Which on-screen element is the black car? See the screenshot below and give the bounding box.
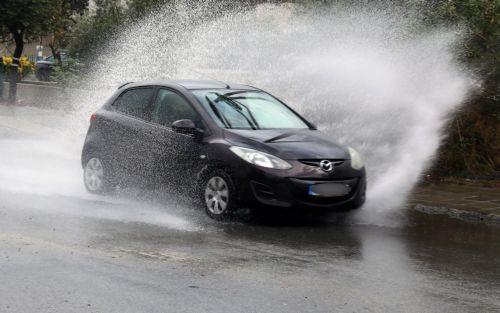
[35,53,66,81]
[82,80,366,219]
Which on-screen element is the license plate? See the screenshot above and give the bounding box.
[308,183,351,197]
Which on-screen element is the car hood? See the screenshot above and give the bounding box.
[223,129,349,160]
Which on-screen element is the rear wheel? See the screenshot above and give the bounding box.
[83,157,112,194]
[202,170,237,220]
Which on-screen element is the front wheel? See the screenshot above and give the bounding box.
[202,170,237,220]
[83,157,111,194]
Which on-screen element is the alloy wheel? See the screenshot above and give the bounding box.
[204,176,229,215]
[84,157,104,192]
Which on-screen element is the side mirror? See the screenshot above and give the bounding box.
[172,119,203,136]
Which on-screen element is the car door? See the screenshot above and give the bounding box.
[146,88,205,187]
[108,87,155,181]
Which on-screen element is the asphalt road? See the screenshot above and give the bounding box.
[1,189,499,313]
[1,107,499,313]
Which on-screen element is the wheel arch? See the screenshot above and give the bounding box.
[81,144,100,168]
[196,160,231,184]
[196,160,244,206]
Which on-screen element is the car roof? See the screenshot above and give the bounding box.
[119,79,259,91]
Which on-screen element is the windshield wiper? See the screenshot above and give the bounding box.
[221,90,252,97]
[213,93,260,130]
[205,96,232,129]
[229,96,272,103]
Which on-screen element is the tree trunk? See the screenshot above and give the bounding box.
[8,26,23,104]
[9,27,24,62]
[49,43,62,66]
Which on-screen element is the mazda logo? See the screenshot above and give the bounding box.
[319,160,334,172]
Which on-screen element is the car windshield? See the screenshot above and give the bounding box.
[192,89,310,130]
[44,54,67,62]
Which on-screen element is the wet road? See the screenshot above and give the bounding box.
[1,107,499,312]
[1,192,500,313]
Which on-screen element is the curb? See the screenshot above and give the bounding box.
[414,204,500,226]
[18,80,59,87]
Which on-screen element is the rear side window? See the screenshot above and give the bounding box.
[151,89,198,127]
[114,88,154,120]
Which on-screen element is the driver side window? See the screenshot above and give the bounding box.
[151,89,198,127]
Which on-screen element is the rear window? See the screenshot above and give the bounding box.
[113,88,154,120]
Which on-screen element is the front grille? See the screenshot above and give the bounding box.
[299,159,345,167]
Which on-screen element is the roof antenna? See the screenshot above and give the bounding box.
[186,68,231,89]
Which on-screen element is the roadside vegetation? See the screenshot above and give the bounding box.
[428,1,499,179]
[0,0,498,179]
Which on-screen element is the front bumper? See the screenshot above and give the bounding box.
[233,160,366,211]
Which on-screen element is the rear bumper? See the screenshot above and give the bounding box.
[236,166,366,211]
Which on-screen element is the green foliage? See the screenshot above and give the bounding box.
[127,0,174,20]
[67,0,127,61]
[429,0,499,177]
[0,0,57,58]
[0,0,88,59]
[432,0,498,82]
[50,56,85,87]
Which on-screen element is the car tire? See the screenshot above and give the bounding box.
[83,156,114,194]
[36,69,50,81]
[201,169,237,220]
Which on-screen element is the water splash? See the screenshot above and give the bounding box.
[78,2,474,221]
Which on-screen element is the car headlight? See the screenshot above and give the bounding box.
[348,147,364,170]
[229,146,292,170]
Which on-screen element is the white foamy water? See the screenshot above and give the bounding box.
[75,2,474,222]
[0,106,198,231]
[0,3,475,227]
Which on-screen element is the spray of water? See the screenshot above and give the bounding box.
[0,3,473,227]
[73,2,474,223]
[0,106,198,231]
